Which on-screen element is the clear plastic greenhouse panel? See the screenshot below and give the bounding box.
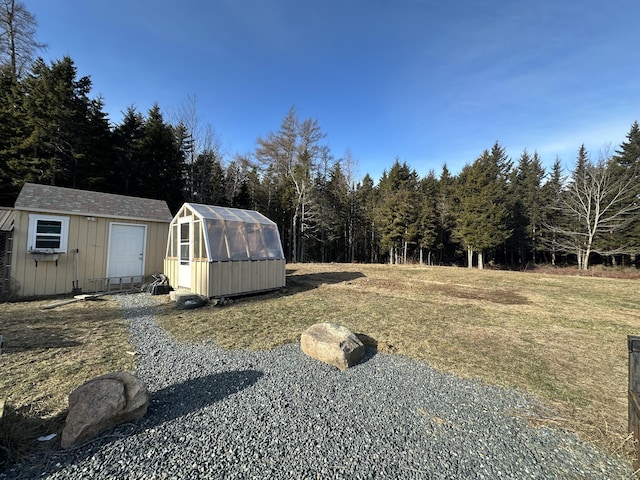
[205,219,284,261]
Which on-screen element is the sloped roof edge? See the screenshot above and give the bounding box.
[14,183,172,222]
[183,202,276,225]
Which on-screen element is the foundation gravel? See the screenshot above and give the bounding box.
[2,293,633,479]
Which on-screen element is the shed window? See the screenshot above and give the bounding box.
[28,214,69,253]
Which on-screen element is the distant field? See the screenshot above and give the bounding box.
[157,263,640,457]
[1,262,638,462]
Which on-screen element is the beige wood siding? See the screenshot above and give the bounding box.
[163,257,179,292]
[12,210,169,297]
[163,258,286,298]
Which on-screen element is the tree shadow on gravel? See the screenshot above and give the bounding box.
[143,369,264,427]
[1,370,263,479]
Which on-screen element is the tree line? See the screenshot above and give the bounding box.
[1,1,639,269]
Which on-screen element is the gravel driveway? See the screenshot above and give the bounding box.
[3,293,634,479]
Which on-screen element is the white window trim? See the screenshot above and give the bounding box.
[27,214,70,253]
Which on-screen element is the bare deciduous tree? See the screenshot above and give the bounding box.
[0,0,45,77]
[545,148,640,269]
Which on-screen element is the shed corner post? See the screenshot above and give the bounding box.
[628,335,640,469]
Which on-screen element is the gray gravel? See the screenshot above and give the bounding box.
[3,293,634,479]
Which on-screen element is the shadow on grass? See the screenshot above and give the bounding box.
[1,370,263,477]
[355,333,398,355]
[2,328,82,352]
[285,271,365,295]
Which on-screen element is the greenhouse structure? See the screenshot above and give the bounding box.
[164,203,286,298]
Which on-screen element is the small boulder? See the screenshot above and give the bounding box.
[61,372,150,449]
[300,322,365,370]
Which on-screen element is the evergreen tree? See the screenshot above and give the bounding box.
[354,174,378,263]
[136,104,186,211]
[417,171,439,265]
[189,148,225,205]
[111,106,144,195]
[540,158,564,265]
[375,159,419,264]
[453,143,512,269]
[509,150,546,266]
[8,56,97,189]
[0,63,22,205]
[612,121,640,262]
[614,121,640,171]
[434,164,456,265]
[75,96,114,190]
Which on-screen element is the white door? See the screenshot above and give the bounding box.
[107,224,146,279]
[178,217,191,288]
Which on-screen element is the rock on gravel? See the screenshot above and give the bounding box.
[2,293,633,479]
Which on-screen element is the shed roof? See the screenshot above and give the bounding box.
[0,208,14,232]
[14,183,172,222]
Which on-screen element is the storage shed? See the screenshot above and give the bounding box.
[164,203,286,298]
[9,183,172,297]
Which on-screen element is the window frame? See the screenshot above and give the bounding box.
[27,214,70,253]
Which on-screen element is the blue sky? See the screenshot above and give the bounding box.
[23,0,640,183]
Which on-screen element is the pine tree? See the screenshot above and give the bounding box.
[453,143,512,269]
[136,104,186,211]
[509,150,546,266]
[417,171,438,265]
[0,63,22,205]
[614,121,640,171]
[540,158,564,265]
[111,106,144,195]
[375,159,419,264]
[354,174,378,263]
[8,56,96,189]
[434,164,456,265]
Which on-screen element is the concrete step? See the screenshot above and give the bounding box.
[169,290,208,309]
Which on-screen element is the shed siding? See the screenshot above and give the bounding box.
[163,258,286,298]
[12,210,168,297]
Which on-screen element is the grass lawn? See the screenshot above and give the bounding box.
[1,262,638,463]
[0,297,135,462]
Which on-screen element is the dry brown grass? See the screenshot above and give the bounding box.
[156,263,640,457]
[0,297,134,463]
[2,264,638,463]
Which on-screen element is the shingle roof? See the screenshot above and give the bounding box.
[14,183,172,222]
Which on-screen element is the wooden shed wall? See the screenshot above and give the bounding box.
[163,258,286,297]
[11,210,168,297]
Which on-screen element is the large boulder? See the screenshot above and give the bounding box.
[61,372,150,449]
[300,322,365,371]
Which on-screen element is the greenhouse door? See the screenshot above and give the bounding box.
[178,217,191,289]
